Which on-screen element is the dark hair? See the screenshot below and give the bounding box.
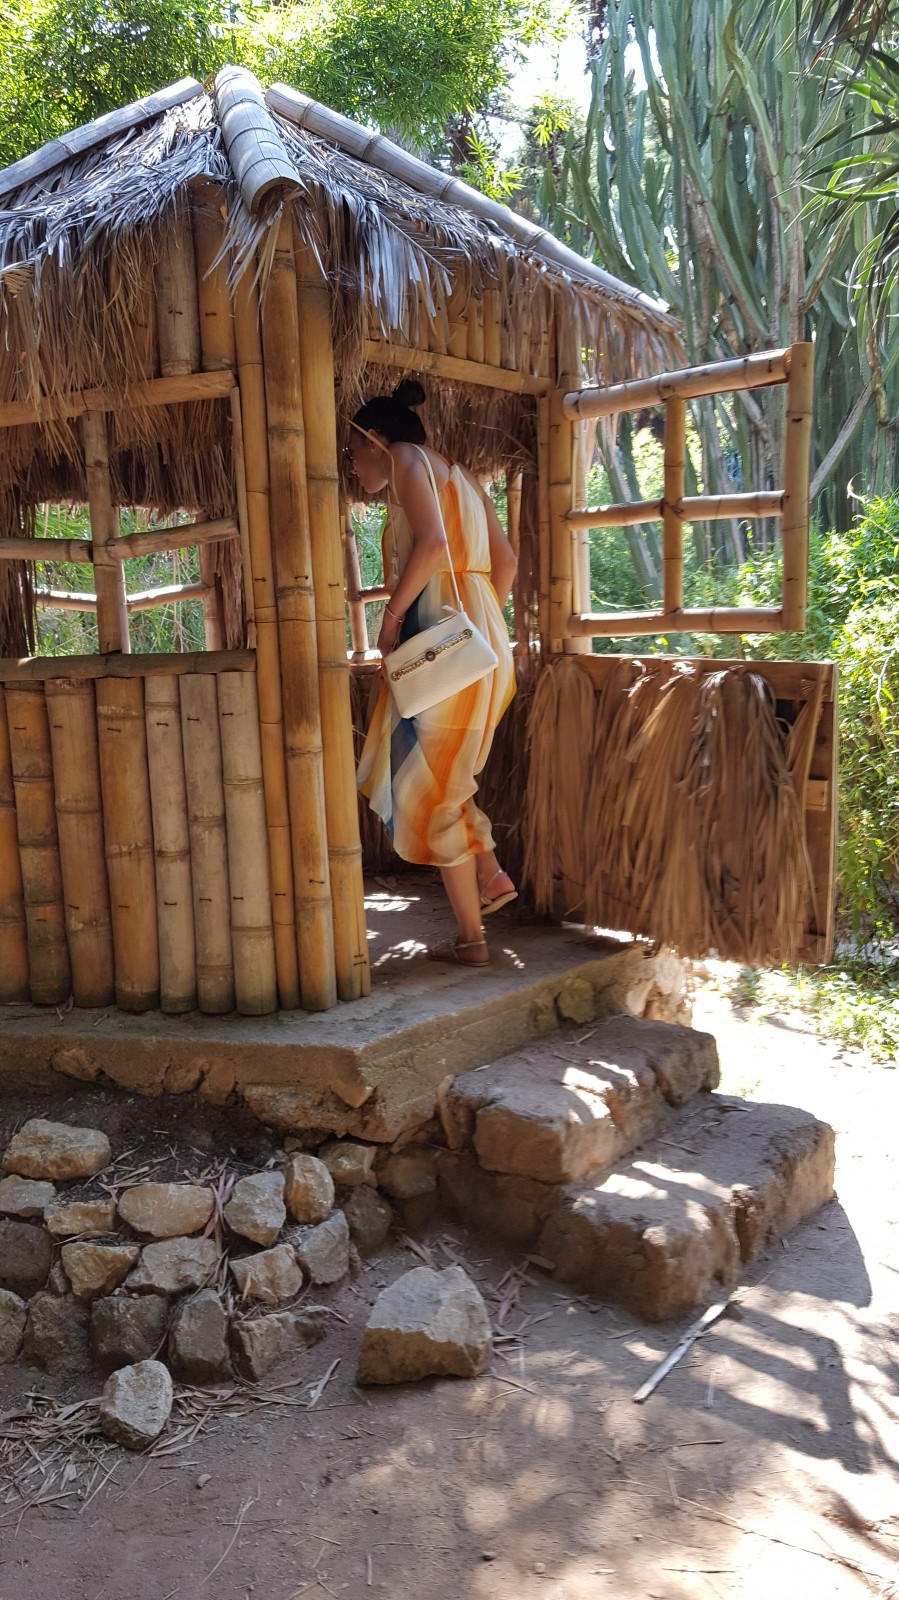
[351,379,427,444]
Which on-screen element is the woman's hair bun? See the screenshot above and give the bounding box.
[392,378,426,409]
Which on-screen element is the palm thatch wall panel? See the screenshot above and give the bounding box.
[5,682,71,1004]
[45,677,115,1007]
[96,677,160,1011]
[523,655,836,966]
[0,685,29,1001]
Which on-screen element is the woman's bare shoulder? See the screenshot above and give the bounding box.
[390,441,449,488]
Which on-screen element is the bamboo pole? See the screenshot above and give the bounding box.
[344,511,370,658]
[0,686,29,1002]
[483,287,502,369]
[198,544,225,649]
[564,349,792,420]
[191,184,237,374]
[447,276,469,359]
[294,236,369,1002]
[218,671,278,1014]
[81,411,129,653]
[781,341,814,632]
[361,338,545,395]
[0,537,93,563]
[567,605,785,637]
[111,517,238,561]
[0,650,255,683]
[262,217,336,1012]
[568,420,591,656]
[662,396,686,614]
[566,491,785,529]
[548,342,576,651]
[233,275,300,1009]
[0,370,236,430]
[36,582,213,614]
[505,468,528,654]
[45,679,115,1007]
[96,677,159,1011]
[155,215,201,377]
[145,677,197,1014]
[5,684,71,1005]
[230,385,257,649]
[180,674,234,1013]
[35,590,98,612]
[536,395,552,646]
[467,295,485,365]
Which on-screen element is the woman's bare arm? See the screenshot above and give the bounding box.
[478,483,518,604]
[375,444,447,654]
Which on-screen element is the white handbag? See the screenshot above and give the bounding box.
[384,449,498,719]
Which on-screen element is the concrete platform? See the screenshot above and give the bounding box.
[0,879,679,1144]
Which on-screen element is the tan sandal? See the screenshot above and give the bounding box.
[426,935,490,967]
[479,867,518,917]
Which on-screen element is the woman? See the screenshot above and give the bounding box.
[351,380,518,967]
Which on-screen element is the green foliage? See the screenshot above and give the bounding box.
[723,957,899,1065]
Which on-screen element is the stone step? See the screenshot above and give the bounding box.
[442,1016,720,1185]
[438,1094,835,1321]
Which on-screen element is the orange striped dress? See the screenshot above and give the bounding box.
[357,460,515,867]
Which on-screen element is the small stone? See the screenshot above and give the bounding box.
[482,1552,497,1563]
[283,1153,335,1224]
[342,1187,393,1257]
[168,1289,231,1384]
[126,1236,219,1295]
[196,1473,212,1489]
[291,1211,350,1285]
[230,1243,303,1305]
[377,1149,437,1200]
[47,1257,69,1295]
[357,1266,492,1385]
[534,1563,547,1576]
[99,1360,173,1450]
[61,1241,140,1301]
[0,1218,53,1298]
[0,1288,27,1362]
[91,1294,169,1376]
[230,1308,324,1381]
[24,1292,92,1374]
[0,1175,56,1218]
[556,976,595,1025]
[223,1172,286,1246]
[2,1119,111,1181]
[117,1183,214,1240]
[45,1198,118,1238]
[319,1140,376,1188]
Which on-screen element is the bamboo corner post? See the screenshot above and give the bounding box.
[144,676,197,1014]
[344,511,370,658]
[45,678,115,1007]
[81,410,129,653]
[662,396,686,614]
[294,235,370,1003]
[548,375,577,653]
[180,673,235,1014]
[261,215,336,1013]
[0,685,30,1002]
[96,676,160,1011]
[218,671,278,1014]
[5,683,72,1006]
[781,341,813,632]
[536,396,552,645]
[233,281,300,1008]
[567,420,592,657]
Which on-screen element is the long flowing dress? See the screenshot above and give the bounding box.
[356,455,515,868]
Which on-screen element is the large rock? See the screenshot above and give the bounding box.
[61,1241,140,1301]
[319,1141,376,1188]
[45,1198,118,1238]
[24,1292,92,1374]
[168,1290,231,1384]
[100,1360,173,1450]
[117,1183,214,1240]
[0,1175,56,1218]
[377,1148,437,1200]
[2,1119,111,1181]
[283,1153,335,1224]
[223,1172,286,1246]
[0,1288,27,1362]
[91,1294,169,1376]
[231,1308,325,1382]
[342,1187,393,1257]
[291,1211,350,1285]
[126,1236,219,1295]
[230,1244,302,1306]
[0,1218,53,1298]
[357,1266,493,1385]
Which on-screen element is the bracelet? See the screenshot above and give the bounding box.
[385,603,403,621]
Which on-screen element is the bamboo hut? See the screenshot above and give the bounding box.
[0,69,836,1018]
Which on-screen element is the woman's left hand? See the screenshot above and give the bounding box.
[377,608,402,659]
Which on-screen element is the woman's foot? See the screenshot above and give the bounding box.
[478,865,517,916]
[426,935,490,967]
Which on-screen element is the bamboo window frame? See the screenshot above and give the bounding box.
[561,342,813,639]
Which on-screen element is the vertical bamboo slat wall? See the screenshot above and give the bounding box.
[0,685,31,1002]
[5,684,71,1005]
[45,678,115,1007]
[234,279,301,1009]
[96,677,160,1011]
[261,215,336,1012]
[180,673,235,1014]
[294,237,370,1003]
[145,676,197,1014]
[218,671,278,1014]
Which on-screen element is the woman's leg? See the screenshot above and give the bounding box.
[475,848,515,899]
[439,857,488,959]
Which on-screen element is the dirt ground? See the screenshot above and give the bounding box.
[1,972,898,1600]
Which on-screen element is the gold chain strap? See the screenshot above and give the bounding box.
[389,626,474,682]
